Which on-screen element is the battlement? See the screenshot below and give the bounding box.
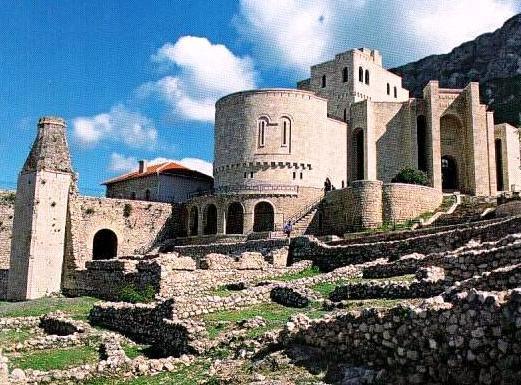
[38,116,66,127]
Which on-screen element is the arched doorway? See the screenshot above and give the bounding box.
[189,206,198,236]
[92,229,118,260]
[441,156,458,191]
[417,115,428,172]
[495,139,504,191]
[253,202,274,232]
[226,202,244,234]
[204,204,218,235]
[352,129,364,180]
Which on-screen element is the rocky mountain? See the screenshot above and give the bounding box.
[391,13,521,126]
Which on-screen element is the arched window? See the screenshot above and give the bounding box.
[253,202,275,232]
[387,83,390,95]
[145,189,151,201]
[92,229,118,260]
[417,115,428,173]
[365,69,370,85]
[281,117,291,147]
[226,202,244,234]
[394,86,397,98]
[321,75,326,88]
[358,66,364,82]
[258,118,267,147]
[342,67,348,83]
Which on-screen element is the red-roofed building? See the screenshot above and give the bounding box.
[102,160,213,203]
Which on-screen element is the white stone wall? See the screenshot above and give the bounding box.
[214,89,348,190]
[8,171,72,300]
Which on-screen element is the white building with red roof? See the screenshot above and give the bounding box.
[102,160,213,203]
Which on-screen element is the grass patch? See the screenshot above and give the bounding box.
[118,284,156,304]
[312,274,416,297]
[202,301,327,339]
[207,285,236,297]
[268,265,321,282]
[0,296,99,320]
[7,344,99,371]
[122,343,150,359]
[0,328,33,345]
[346,298,414,311]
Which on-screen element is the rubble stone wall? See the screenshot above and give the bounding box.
[0,192,14,270]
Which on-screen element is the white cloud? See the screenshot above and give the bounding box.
[234,0,519,72]
[108,153,214,177]
[405,0,518,54]
[109,153,138,172]
[73,104,158,149]
[140,36,257,122]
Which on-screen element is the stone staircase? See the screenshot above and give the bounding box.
[431,196,496,227]
[292,208,319,235]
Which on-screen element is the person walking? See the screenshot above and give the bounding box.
[283,220,293,238]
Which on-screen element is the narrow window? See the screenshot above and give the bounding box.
[145,189,151,201]
[321,75,326,88]
[300,172,303,179]
[282,120,288,146]
[342,67,348,83]
[293,172,296,179]
[250,171,254,178]
[387,83,390,95]
[343,108,347,122]
[244,172,247,178]
[394,86,397,98]
[358,66,363,82]
[258,119,266,147]
[365,69,370,85]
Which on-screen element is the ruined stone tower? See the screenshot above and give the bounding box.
[7,117,74,300]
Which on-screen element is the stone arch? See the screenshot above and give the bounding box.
[417,115,428,172]
[226,202,244,234]
[440,114,466,192]
[495,138,504,191]
[441,155,458,191]
[189,206,199,236]
[253,201,275,232]
[203,204,218,235]
[352,128,365,180]
[92,229,118,260]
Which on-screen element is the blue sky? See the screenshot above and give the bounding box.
[1,0,519,195]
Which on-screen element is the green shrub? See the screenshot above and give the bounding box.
[123,203,133,218]
[391,168,429,186]
[0,192,15,205]
[118,284,156,303]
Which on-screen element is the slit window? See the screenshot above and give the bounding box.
[281,118,290,147]
[342,67,348,83]
[365,69,370,85]
[258,119,266,147]
[321,75,326,88]
[358,66,363,82]
[387,83,390,95]
[394,86,397,98]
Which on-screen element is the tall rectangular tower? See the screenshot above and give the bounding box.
[7,117,74,300]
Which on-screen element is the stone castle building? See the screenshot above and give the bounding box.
[2,47,520,300]
[185,48,521,237]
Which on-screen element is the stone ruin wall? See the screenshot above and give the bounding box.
[62,196,174,292]
[294,216,521,271]
[319,181,442,235]
[282,289,521,384]
[0,191,14,296]
[0,191,14,269]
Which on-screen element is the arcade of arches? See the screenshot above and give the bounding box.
[185,199,283,236]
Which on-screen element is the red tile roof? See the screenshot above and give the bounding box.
[102,161,213,185]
